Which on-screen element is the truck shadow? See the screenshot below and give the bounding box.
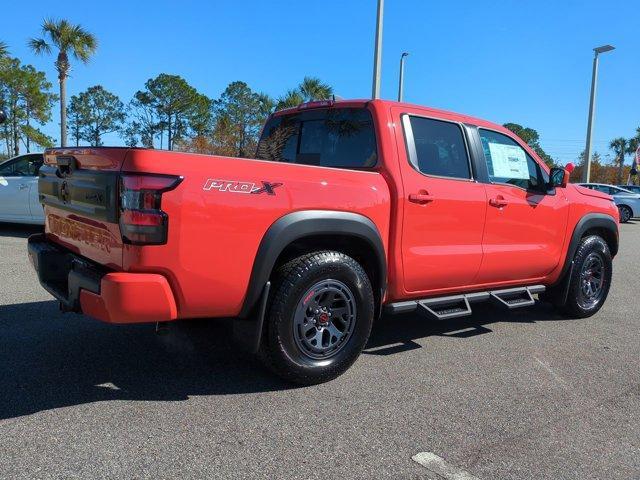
[0,299,572,420]
[364,301,569,355]
[0,300,285,420]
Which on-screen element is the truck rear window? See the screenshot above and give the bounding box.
[256,108,378,169]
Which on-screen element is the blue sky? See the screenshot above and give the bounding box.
[3,0,638,165]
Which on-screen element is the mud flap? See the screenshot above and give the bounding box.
[232,282,271,354]
[541,260,575,307]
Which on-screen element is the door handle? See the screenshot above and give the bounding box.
[408,192,434,204]
[18,184,29,190]
[489,196,508,208]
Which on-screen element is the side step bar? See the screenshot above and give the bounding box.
[384,285,545,321]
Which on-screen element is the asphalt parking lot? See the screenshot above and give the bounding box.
[0,223,638,480]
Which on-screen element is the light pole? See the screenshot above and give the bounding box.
[583,44,615,183]
[398,52,409,102]
[371,0,384,99]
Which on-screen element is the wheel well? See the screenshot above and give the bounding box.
[582,227,618,256]
[272,234,383,314]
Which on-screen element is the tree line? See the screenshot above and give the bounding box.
[0,19,333,160]
[569,130,640,185]
[0,41,57,156]
[1,18,638,186]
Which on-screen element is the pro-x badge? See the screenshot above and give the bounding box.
[203,179,283,195]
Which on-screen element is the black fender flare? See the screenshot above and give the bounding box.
[552,213,618,296]
[238,210,387,319]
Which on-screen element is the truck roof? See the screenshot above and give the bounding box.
[275,98,510,135]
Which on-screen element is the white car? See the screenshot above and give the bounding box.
[0,153,45,225]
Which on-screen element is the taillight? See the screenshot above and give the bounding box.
[119,174,182,245]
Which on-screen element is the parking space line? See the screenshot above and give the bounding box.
[534,356,569,389]
[412,452,480,480]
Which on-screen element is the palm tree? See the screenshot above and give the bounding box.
[627,127,640,154]
[275,78,333,111]
[256,92,275,117]
[610,137,628,184]
[29,19,97,147]
[299,76,333,102]
[0,41,8,58]
[276,89,305,110]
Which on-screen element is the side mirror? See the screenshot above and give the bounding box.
[0,110,6,124]
[549,166,569,188]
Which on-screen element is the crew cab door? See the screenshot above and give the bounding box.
[394,110,487,294]
[0,154,43,222]
[474,128,569,283]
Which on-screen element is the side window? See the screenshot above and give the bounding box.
[256,116,299,164]
[256,108,378,169]
[0,158,27,176]
[26,154,43,176]
[0,160,12,176]
[0,155,42,177]
[405,116,471,179]
[479,129,546,191]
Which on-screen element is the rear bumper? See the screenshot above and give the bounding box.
[28,234,177,324]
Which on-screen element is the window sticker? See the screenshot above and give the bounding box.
[488,143,529,180]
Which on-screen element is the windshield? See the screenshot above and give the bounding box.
[256,107,377,169]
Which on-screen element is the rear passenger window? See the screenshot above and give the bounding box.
[256,108,378,169]
[405,116,471,179]
[479,129,547,192]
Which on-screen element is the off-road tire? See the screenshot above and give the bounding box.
[259,251,374,385]
[555,235,612,318]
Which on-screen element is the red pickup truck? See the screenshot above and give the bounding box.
[28,99,619,384]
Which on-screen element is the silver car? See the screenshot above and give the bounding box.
[578,183,640,223]
[616,184,640,194]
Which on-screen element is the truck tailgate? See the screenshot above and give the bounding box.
[39,148,129,269]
